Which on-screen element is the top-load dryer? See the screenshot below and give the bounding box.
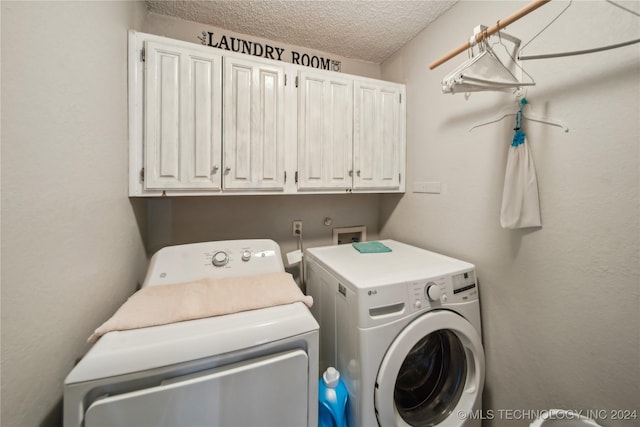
[306,239,484,427]
[64,239,319,427]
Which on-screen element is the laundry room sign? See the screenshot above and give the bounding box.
[198,31,342,72]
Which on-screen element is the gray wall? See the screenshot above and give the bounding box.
[1,4,382,426]
[147,194,382,276]
[380,1,639,425]
[1,1,148,426]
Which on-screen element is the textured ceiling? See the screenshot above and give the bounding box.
[145,0,457,63]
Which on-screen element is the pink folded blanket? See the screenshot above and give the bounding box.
[88,272,313,343]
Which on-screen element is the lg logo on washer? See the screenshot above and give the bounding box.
[338,284,347,297]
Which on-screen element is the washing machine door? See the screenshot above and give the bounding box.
[375,310,484,427]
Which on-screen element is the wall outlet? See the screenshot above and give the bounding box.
[292,220,303,236]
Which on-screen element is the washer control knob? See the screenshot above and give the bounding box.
[441,294,448,303]
[426,283,442,301]
[241,250,251,262]
[414,300,423,309]
[212,251,229,267]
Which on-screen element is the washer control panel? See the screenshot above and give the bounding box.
[408,270,477,312]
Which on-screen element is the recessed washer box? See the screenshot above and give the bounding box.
[333,226,367,245]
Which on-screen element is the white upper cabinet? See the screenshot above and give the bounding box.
[129,31,405,196]
[297,74,405,193]
[353,80,405,190]
[297,70,353,190]
[223,57,285,190]
[144,41,222,190]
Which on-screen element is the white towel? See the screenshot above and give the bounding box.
[500,132,542,229]
[88,272,313,343]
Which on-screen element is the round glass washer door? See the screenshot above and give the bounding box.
[374,310,485,427]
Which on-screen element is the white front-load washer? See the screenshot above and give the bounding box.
[305,239,484,427]
[64,239,319,427]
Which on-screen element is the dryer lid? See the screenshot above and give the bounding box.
[66,302,318,384]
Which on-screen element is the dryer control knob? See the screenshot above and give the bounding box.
[441,294,448,303]
[426,284,442,301]
[212,251,229,267]
[241,250,251,262]
[414,300,423,309]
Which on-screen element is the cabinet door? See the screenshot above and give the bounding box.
[353,81,404,190]
[145,41,222,190]
[297,71,353,190]
[223,57,285,190]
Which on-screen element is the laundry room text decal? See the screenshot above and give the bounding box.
[198,31,342,72]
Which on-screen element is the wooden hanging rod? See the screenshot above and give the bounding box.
[429,0,551,70]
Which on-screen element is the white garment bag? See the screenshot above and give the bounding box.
[500,110,542,229]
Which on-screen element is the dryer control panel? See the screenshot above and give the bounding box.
[142,239,285,287]
[408,269,477,312]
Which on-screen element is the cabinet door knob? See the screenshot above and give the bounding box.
[356,170,361,177]
[348,170,353,177]
[224,167,231,175]
[212,165,219,174]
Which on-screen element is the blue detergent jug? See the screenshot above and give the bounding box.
[318,367,348,427]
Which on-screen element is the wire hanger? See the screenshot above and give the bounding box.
[468,93,569,132]
[518,0,640,61]
[442,27,536,94]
